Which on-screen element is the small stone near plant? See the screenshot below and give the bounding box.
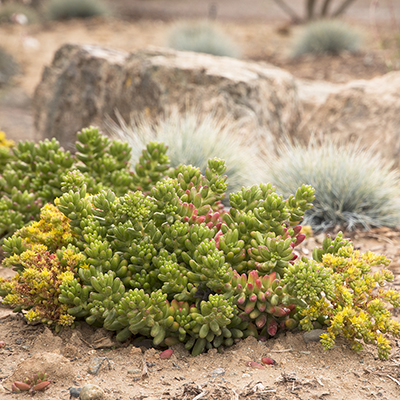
[69,386,81,398]
[79,384,104,400]
[303,329,326,343]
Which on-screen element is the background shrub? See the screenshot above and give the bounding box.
[0,46,18,87]
[107,109,263,196]
[291,19,362,57]
[44,0,110,20]
[166,20,240,58]
[0,3,40,24]
[262,137,400,232]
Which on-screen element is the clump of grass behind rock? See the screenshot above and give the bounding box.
[0,46,18,86]
[263,137,400,232]
[291,19,362,57]
[43,0,110,21]
[107,109,262,196]
[166,20,240,58]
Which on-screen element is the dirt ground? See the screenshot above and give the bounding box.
[2,0,400,399]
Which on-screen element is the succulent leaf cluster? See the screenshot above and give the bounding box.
[11,371,50,393]
[231,269,305,339]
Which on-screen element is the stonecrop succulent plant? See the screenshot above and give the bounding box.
[0,126,147,241]
[0,134,317,354]
[284,233,400,359]
[1,127,399,359]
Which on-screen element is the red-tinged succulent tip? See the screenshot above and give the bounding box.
[267,319,278,336]
[293,225,302,235]
[261,357,276,365]
[294,234,306,246]
[0,341,6,348]
[160,349,173,359]
[13,381,31,391]
[255,314,267,328]
[31,381,50,392]
[246,361,265,369]
[11,383,20,393]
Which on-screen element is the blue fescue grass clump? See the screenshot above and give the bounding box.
[166,20,240,58]
[0,46,18,86]
[292,19,362,57]
[263,137,400,232]
[107,109,263,196]
[44,0,110,20]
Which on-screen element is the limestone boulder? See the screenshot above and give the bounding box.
[299,72,400,166]
[33,44,301,151]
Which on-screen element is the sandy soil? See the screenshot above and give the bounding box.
[2,1,400,399]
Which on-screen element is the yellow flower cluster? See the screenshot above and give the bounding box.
[1,245,82,327]
[17,204,74,252]
[0,131,14,148]
[301,246,399,359]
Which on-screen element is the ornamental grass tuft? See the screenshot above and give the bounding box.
[263,137,400,232]
[291,19,362,57]
[44,0,110,20]
[107,109,263,196]
[0,3,40,24]
[166,20,240,58]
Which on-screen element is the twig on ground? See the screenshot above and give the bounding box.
[387,375,400,386]
[270,348,293,353]
[192,390,208,400]
[141,358,148,380]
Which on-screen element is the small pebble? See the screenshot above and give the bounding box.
[303,329,326,343]
[79,384,104,400]
[211,368,225,376]
[88,357,108,375]
[127,369,141,375]
[69,386,81,398]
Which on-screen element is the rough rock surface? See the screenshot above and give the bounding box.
[33,44,301,151]
[299,72,400,165]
